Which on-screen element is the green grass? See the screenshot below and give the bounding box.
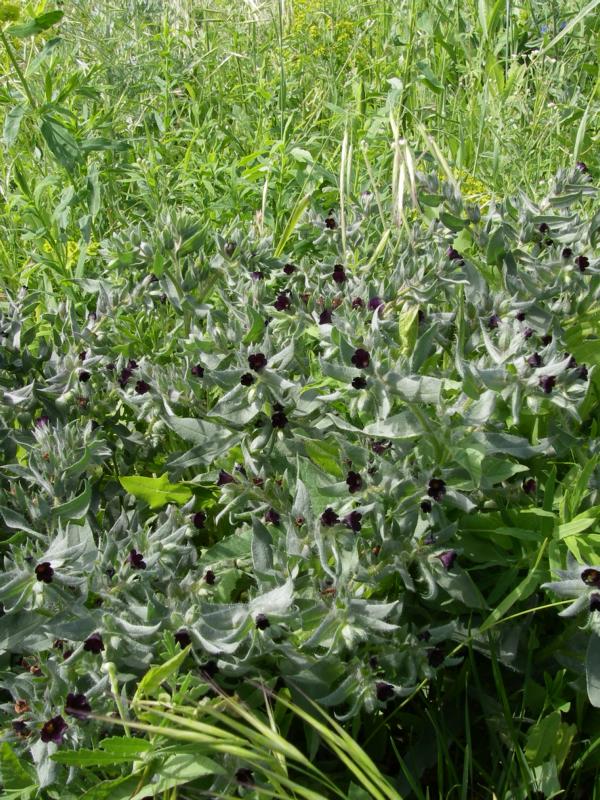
[1,0,599,291]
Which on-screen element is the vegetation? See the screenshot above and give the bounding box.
[1,1,600,798]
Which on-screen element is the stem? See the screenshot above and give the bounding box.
[0,30,37,109]
[104,661,131,737]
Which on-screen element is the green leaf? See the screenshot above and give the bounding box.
[133,645,191,701]
[0,4,20,23]
[486,226,507,266]
[98,738,152,757]
[0,742,36,789]
[557,517,596,539]
[252,517,274,573]
[6,10,63,37]
[398,305,420,355]
[586,635,600,707]
[0,506,44,539]
[290,147,314,163]
[302,437,344,479]
[481,540,548,631]
[274,193,311,256]
[438,211,470,231]
[40,116,81,171]
[79,776,140,800]
[3,103,26,146]
[51,750,138,767]
[130,752,224,798]
[119,474,192,510]
[52,482,91,522]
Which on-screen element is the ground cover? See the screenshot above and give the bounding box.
[1,1,600,798]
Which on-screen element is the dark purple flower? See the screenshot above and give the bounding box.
[539,375,556,394]
[78,370,91,383]
[218,470,235,485]
[35,562,54,583]
[79,351,87,361]
[352,376,367,389]
[516,312,526,322]
[562,247,573,259]
[135,380,150,395]
[577,365,589,381]
[343,510,362,532]
[351,348,370,369]
[523,478,537,495]
[576,161,589,173]
[417,630,431,642]
[565,354,578,369]
[83,633,104,654]
[368,296,384,312]
[319,308,333,324]
[420,499,432,513]
[375,682,395,702]
[438,550,457,570]
[250,271,264,281]
[446,246,463,262]
[283,263,296,275]
[224,242,236,257]
[200,659,218,677]
[118,368,132,388]
[236,768,254,785]
[265,508,281,525]
[106,362,115,372]
[240,372,255,386]
[174,629,191,648]
[191,364,204,378]
[321,508,339,526]
[427,478,446,502]
[523,327,534,339]
[582,569,600,587]
[255,613,270,630]
[351,297,365,309]
[576,255,589,272]
[346,471,363,494]
[541,334,552,346]
[332,264,346,284]
[590,594,600,612]
[65,693,91,720]
[538,223,550,234]
[40,715,68,744]
[127,359,138,370]
[127,549,146,570]
[63,649,74,660]
[204,569,216,585]
[488,314,500,329]
[248,353,267,372]
[527,353,543,368]
[34,415,50,428]
[274,292,291,311]
[192,511,207,529]
[371,441,390,455]
[325,216,337,230]
[427,647,445,667]
[271,409,288,428]
[12,721,29,737]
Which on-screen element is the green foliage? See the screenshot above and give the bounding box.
[0,1,600,798]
